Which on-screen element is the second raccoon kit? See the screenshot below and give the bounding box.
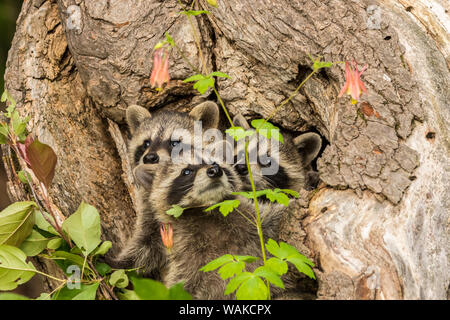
[112,101,220,279]
[133,156,293,300]
[232,113,322,193]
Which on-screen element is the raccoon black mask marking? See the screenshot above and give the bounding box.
[131,154,297,300]
[111,102,220,279]
[232,113,322,192]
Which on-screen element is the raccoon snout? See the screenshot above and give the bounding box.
[206,163,223,178]
[143,152,159,164]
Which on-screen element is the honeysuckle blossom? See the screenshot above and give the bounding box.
[338,61,368,104]
[160,223,173,251]
[150,48,170,89]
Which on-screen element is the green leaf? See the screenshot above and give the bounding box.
[234,255,259,263]
[62,202,101,256]
[53,283,99,300]
[0,124,8,144]
[218,261,245,280]
[95,262,112,276]
[265,239,315,280]
[254,266,284,289]
[26,138,57,188]
[17,170,31,184]
[131,277,168,300]
[47,238,62,250]
[19,230,49,256]
[34,210,58,235]
[1,90,16,107]
[117,288,140,300]
[225,126,254,142]
[193,77,215,94]
[204,199,240,217]
[166,205,185,218]
[183,74,205,82]
[165,32,175,47]
[179,10,210,16]
[209,71,231,79]
[280,188,300,198]
[91,241,112,257]
[0,201,36,247]
[224,272,252,295]
[200,254,234,272]
[265,257,288,275]
[168,282,193,300]
[235,274,268,300]
[36,292,51,300]
[50,251,93,275]
[207,0,218,8]
[109,269,129,288]
[130,277,192,300]
[153,40,166,50]
[0,292,30,300]
[250,119,284,143]
[265,238,287,259]
[287,256,315,279]
[0,245,36,290]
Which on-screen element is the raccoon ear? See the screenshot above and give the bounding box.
[133,164,156,189]
[293,132,322,166]
[189,101,220,128]
[126,105,151,134]
[232,113,251,130]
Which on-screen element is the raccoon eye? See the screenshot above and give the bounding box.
[182,168,193,176]
[143,140,151,148]
[170,140,181,147]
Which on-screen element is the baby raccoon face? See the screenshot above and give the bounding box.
[126,101,220,168]
[134,151,241,211]
[232,113,322,192]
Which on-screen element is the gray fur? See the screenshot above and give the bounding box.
[138,158,294,299]
[112,102,220,279]
[232,113,322,192]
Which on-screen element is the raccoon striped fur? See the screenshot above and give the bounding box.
[232,113,322,193]
[111,102,220,279]
[133,155,292,300]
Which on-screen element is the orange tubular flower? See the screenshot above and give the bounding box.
[338,61,368,104]
[150,48,170,89]
[160,223,173,251]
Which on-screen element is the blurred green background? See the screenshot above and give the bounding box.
[1,0,24,210]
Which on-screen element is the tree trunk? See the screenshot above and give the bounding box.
[4,0,448,299]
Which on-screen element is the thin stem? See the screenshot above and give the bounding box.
[39,280,67,300]
[174,43,200,74]
[244,140,271,299]
[212,87,233,126]
[235,208,257,228]
[257,69,318,131]
[178,0,208,74]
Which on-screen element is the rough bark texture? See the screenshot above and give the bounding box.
[3,0,449,299]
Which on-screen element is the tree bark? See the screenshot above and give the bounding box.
[3,0,449,299]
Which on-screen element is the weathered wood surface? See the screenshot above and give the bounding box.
[3,0,448,299]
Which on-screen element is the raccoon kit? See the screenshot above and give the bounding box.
[112,101,220,279]
[232,113,322,193]
[133,157,291,300]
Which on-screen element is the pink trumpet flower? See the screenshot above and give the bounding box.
[160,223,173,251]
[150,48,170,89]
[338,61,368,104]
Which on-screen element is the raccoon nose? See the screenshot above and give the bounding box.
[235,164,248,175]
[143,152,159,164]
[207,164,223,178]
